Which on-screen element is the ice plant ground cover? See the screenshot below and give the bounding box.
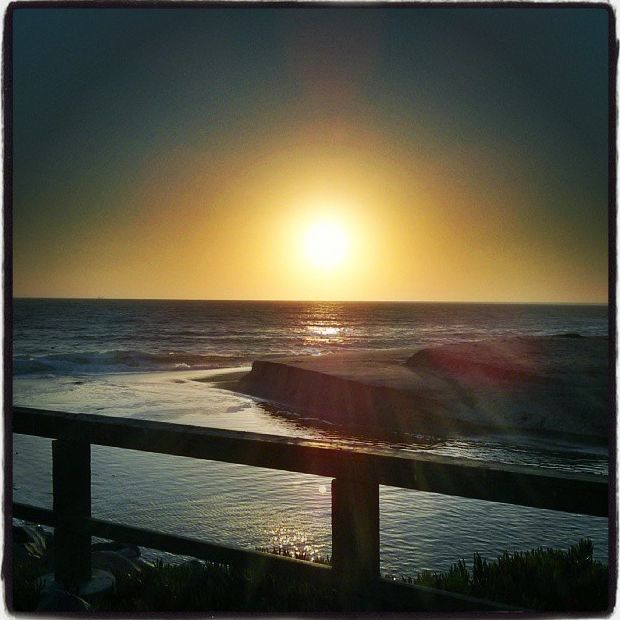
[12,539,607,612]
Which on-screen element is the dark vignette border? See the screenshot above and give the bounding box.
[1,2,617,617]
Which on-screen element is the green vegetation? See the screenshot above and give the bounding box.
[12,539,608,612]
[412,538,608,612]
[101,558,337,612]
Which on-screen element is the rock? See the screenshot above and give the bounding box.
[91,541,140,559]
[36,589,91,611]
[38,569,115,601]
[238,336,608,441]
[91,550,143,579]
[404,336,609,437]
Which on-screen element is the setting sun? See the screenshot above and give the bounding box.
[303,220,349,269]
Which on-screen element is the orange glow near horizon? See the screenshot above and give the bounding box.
[13,120,609,303]
[12,10,609,304]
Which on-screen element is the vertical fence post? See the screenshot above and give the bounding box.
[331,477,380,609]
[52,439,92,590]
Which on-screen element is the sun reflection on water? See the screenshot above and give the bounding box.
[268,525,326,562]
[307,325,341,336]
[303,323,346,347]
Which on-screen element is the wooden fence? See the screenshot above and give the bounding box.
[11,406,609,611]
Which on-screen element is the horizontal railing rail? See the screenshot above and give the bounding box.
[11,406,609,611]
[13,407,608,515]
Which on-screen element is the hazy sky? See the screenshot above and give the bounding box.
[12,7,609,302]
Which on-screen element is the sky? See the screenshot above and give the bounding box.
[12,7,610,302]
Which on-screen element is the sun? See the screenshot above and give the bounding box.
[303,220,349,269]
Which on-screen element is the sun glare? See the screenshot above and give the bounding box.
[304,220,349,269]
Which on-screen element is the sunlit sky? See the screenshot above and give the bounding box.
[12,7,609,302]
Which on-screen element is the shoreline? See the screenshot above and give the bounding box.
[13,335,609,450]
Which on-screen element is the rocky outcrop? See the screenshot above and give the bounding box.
[402,335,608,438]
[237,336,608,441]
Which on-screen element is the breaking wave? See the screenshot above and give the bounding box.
[13,350,249,376]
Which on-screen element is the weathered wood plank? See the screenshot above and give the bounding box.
[88,517,333,586]
[11,509,522,612]
[13,406,608,516]
[93,519,524,611]
[11,505,332,585]
[52,439,92,587]
[13,502,56,526]
[331,478,380,581]
[332,477,381,610]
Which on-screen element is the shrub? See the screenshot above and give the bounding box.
[414,539,608,611]
[12,538,608,612]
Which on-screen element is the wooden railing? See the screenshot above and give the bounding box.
[11,406,609,611]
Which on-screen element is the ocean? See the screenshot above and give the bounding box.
[12,299,610,575]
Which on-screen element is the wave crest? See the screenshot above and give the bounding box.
[13,350,248,376]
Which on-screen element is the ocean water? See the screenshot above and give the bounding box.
[12,299,610,575]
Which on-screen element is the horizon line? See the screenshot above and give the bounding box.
[12,296,609,306]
